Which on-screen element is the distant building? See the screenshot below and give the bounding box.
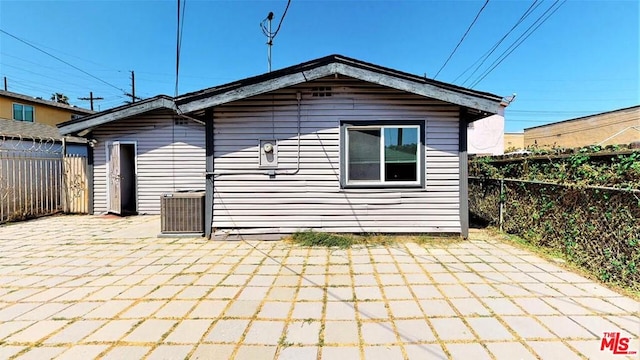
[0,117,87,155]
[504,132,524,150]
[524,105,640,148]
[468,114,505,155]
[0,90,93,127]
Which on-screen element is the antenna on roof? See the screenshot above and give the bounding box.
[262,12,274,72]
[260,1,292,72]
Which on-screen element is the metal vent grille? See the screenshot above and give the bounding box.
[311,86,332,97]
[160,192,205,234]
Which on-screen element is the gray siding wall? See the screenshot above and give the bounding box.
[213,77,461,233]
[93,114,205,214]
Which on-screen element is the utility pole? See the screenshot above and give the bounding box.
[3,77,7,91]
[78,91,104,111]
[124,70,142,103]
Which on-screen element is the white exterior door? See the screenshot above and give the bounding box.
[108,142,122,214]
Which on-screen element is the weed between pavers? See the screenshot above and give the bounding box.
[287,231,354,248]
[286,230,461,249]
[278,334,294,348]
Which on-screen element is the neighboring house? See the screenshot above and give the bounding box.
[59,55,508,238]
[0,90,94,127]
[0,117,87,154]
[504,132,524,151]
[524,105,640,148]
[467,114,505,155]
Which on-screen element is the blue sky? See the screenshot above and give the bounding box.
[0,0,638,132]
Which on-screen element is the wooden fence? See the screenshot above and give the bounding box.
[0,145,89,224]
[62,155,89,214]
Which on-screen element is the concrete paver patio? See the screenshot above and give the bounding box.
[0,215,638,359]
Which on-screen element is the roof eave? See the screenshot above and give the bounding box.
[333,62,503,114]
[58,97,176,135]
[176,61,503,115]
[177,63,339,113]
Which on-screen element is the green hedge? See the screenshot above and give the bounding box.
[470,147,640,189]
[470,178,640,290]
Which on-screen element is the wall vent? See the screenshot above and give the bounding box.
[160,191,205,235]
[311,86,332,97]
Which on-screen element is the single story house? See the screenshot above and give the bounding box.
[58,55,508,238]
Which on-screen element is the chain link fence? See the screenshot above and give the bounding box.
[469,177,640,290]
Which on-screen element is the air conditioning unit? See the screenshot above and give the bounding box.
[160,191,205,236]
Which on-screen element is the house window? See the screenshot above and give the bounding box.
[12,103,34,122]
[342,121,424,188]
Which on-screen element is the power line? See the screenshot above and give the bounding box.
[513,98,638,102]
[0,38,123,72]
[2,52,88,74]
[433,0,490,79]
[1,72,127,102]
[509,109,608,114]
[272,0,291,40]
[455,0,542,85]
[469,0,564,87]
[469,0,567,88]
[261,0,292,41]
[1,64,120,95]
[2,52,126,88]
[1,63,97,90]
[99,98,129,108]
[2,73,108,107]
[175,0,186,96]
[6,81,65,94]
[1,51,124,79]
[506,119,563,123]
[0,29,127,93]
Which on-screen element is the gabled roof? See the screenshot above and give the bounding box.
[58,95,176,135]
[59,55,506,135]
[175,54,504,114]
[0,118,86,143]
[0,90,94,115]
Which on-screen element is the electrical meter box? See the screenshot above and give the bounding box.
[259,139,278,169]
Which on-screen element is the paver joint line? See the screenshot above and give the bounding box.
[0,215,638,359]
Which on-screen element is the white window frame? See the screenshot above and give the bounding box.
[343,123,423,187]
[12,103,35,122]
